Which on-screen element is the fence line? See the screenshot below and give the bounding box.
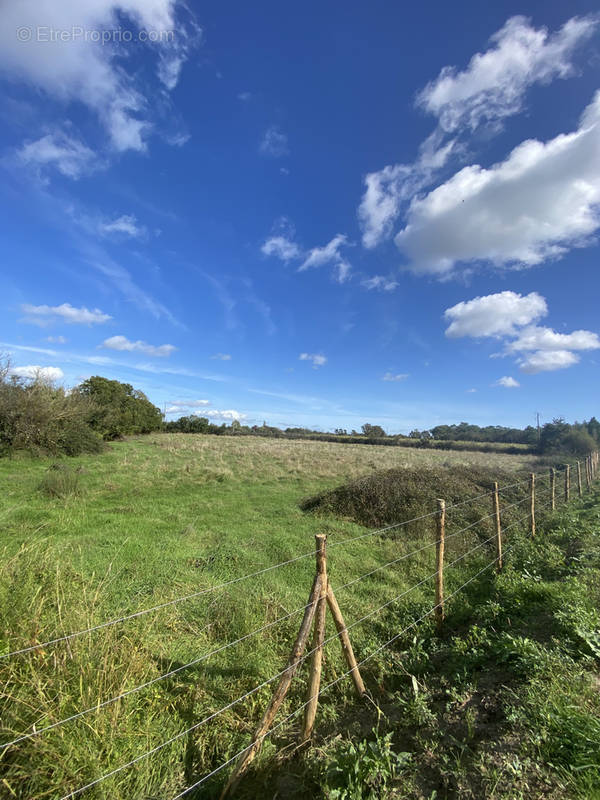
[0,473,545,662]
[172,540,524,799]
[54,506,544,800]
[2,452,597,800]
[0,494,540,749]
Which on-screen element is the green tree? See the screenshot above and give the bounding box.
[77,377,163,439]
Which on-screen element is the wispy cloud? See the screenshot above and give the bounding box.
[382,372,409,382]
[211,353,232,361]
[101,335,177,358]
[299,353,327,368]
[21,302,111,326]
[99,214,146,238]
[259,126,288,157]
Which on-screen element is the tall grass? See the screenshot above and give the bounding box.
[0,434,556,798]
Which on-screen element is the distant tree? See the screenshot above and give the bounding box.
[361,424,386,438]
[334,428,347,436]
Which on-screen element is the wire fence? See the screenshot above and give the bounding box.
[1,453,597,800]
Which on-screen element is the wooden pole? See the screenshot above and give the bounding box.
[550,468,556,511]
[529,473,535,538]
[577,461,582,498]
[435,499,446,631]
[587,456,592,490]
[301,535,328,742]
[565,465,570,503]
[493,482,502,571]
[326,586,366,697]
[220,572,322,799]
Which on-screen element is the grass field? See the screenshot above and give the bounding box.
[0,434,594,799]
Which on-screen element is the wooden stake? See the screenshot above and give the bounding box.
[435,499,445,631]
[550,468,556,511]
[577,461,582,498]
[529,473,535,538]
[493,482,502,571]
[587,456,592,490]
[565,465,570,503]
[301,535,328,742]
[326,586,366,697]
[220,572,322,799]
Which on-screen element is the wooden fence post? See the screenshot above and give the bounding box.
[326,587,365,697]
[529,473,535,538]
[565,465,570,503]
[550,468,556,511]
[587,456,592,489]
[493,482,502,571]
[435,499,446,631]
[577,461,582,498]
[301,535,328,742]
[219,567,322,798]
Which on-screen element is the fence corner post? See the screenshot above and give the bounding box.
[300,534,328,743]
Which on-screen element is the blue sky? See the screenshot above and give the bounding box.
[1,1,599,433]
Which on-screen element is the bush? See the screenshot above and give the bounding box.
[0,363,106,458]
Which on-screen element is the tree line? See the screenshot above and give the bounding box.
[1,360,597,458]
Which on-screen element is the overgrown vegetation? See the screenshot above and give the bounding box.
[0,362,162,457]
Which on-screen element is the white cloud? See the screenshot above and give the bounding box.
[358,16,597,252]
[444,291,547,338]
[382,372,409,382]
[21,302,112,325]
[445,290,600,375]
[298,234,351,283]
[494,376,520,388]
[99,214,146,237]
[17,132,97,179]
[0,0,198,152]
[210,353,232,361]
[261,235,301,262]
[101,335,176,357]
[11,365,64,382]
[238,91,252,102]
[466,388,477,393]
[518,350,580,374]
[299,353,327,368]
[361,275,399,292]
[166,399,210,413]
[396,90,600,274]
[259,126,288,158]
[417,15,598,133]
[507,326,600,353]
[204,409,247,420]
[46,335,67,344]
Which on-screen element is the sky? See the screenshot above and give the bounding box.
[1,1,599,434]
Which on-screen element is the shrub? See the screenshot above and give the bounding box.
[38,464,81,498]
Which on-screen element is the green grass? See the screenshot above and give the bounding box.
[0,434,586,799]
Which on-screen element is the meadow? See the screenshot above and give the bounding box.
[0,434,596,799]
